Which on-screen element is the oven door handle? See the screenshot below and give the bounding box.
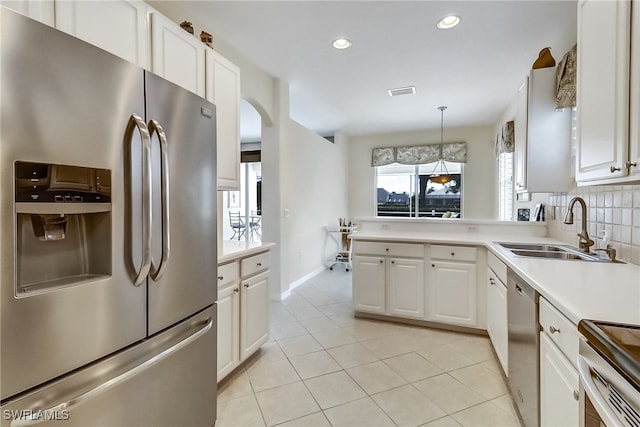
[577,354,623,427]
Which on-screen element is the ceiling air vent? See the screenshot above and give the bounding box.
[388,86,416,97]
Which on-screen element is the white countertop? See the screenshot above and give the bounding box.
[351,231,640,326]
[218,240,275,264]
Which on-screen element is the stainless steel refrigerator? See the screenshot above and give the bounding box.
[1,7,217,426]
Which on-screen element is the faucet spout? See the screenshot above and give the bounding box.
[564,197,595,252]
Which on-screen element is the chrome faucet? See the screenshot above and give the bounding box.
[563,197,595,253]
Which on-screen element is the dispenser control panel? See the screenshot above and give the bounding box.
[15,161,111,203]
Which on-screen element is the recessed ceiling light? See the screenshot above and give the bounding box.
[437,15,460,29]
[332,38,352,50]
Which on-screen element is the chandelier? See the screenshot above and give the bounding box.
[429,106,452,184]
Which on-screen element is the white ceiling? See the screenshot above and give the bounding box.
[148,1,577,141]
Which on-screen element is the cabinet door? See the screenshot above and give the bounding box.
[217,283,239,382]
[150,11,205,97]
[486,269,508,374]
[430,261,477,326]
[1,0,54,25]
[514,77,528,192]
[240,270,269,360]
[206,50,241,190]
[352,255,386,314]
[388,258,424,319]
[55,0,148,67]
[576,0,631,183]
[540,333,580,427]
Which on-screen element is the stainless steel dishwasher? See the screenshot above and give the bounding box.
[507,268,539,427]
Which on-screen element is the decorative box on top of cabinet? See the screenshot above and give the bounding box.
[576,0,640,184]
[205,49,241,190]
[514,67,571,193]
[55,0,149,68]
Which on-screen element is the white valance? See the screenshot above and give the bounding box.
[371,142,467,167]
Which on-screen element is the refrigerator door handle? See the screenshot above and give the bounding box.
[125,113,153,286]
[148,119,170,282]
[9,316,213,427]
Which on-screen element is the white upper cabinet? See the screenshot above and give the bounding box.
[150,11,205,97]
[576,0,634,183]
[55,0,148,68]
[1,0,54,26]
[514,68,571,193]
[206,49,241,190]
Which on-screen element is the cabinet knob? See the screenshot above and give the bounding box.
[549,325,561,334]
[432,264,435,267]
[451,252,455,256]
[218,276,224,281]
[573,390,579,401]
[489,278,495,286]
[385,248,389,252]
[391,260,395,264]
[234,288,239,293]
[626,161,638,169]
[244,283,249,288]
[257,262,262,267]
[380,260,384,264]
[610,165,621,173]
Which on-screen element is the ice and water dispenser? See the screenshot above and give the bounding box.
[15,161,112,295]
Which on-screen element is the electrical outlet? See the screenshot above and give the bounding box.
[380,224,389,230]
[467,225,478,232]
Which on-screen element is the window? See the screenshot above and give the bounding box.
[498,152,514,221]
[376,162,463,218]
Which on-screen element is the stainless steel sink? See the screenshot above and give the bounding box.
[498,243,566,252]
[496,242,624,263]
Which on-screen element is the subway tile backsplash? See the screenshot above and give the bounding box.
[547,183,640,265]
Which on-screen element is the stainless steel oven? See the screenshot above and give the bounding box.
[578,320,640,427]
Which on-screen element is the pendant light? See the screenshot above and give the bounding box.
[429,106,452,184]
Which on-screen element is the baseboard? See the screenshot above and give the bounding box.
[281,265,327,300]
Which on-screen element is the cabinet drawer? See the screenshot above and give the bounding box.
[218,262,238,288]
[487,251,507,283]
[354,241,423,258]
[240,251,271,278]
[539,297,579,368]
[431,245,477,262]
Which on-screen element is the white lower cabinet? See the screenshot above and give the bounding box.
[388,257,425,319]
[539,296,580,426]
[240,270,269,360]
[540,333,579,426]
[429,245,477,327]
[217,250,270,382]
[352,242,425,319]
[352,255,386,314]
[486,267,508,374]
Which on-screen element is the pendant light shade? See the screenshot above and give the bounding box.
[429,106,452,184]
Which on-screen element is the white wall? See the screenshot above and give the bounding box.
[346,125,497,220]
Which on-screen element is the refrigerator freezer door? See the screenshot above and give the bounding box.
[0,305,217,427]
[144,71,218,335]
[0,8,146,400]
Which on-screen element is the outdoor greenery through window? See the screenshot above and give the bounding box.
[376,162,462,218]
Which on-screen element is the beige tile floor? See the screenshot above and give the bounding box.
[217,269,522,427]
